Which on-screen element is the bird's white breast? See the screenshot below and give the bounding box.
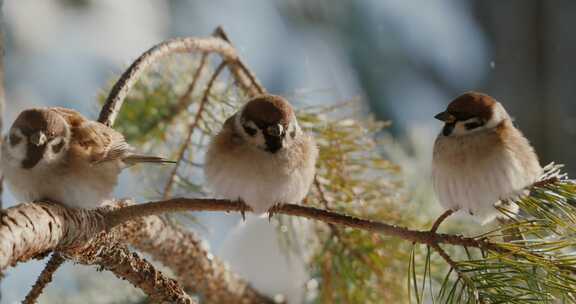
[205,136,317,214]
[1,145,122,208]
[432,128,540,223]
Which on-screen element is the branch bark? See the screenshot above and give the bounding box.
[0,198,504,275]
[67,242,194,304]
[98,37,238,127]
[124,213,274,304]
[105,198,500,251]
[162,61,227,198]
[23,253,65,304]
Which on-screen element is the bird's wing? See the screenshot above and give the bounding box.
[53,107,172,165]
[54,108,133,164]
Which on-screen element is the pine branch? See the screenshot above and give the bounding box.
[22,253,65,304]
[162,61,227,198]
[123,213,274,304]
[2,177,576,303]
[0,197,504,272]
[68,242,194,304]
[105,198,499,251]
[212,26,266,97]
[97,36,239,127]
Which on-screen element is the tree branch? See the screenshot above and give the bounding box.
[22,253,65,304]
[97,36,240,127]
[162,61,227,198]
[212,26,266,97]
[104,198,500,251]
[123,213,274,303]
[67,242,194,304]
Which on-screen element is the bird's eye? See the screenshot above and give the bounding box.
[464,122,483,130]
[243,125,257,136]
[9,134,21,146]
[52,139,65,153]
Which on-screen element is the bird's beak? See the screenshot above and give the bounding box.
[29,131,47,146]
[265,124,285,153]
[266,124,284,137]
[434,111,456,123]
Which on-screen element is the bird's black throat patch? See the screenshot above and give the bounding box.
[264,133,283,153]
[442,123,455,136]
[22,143,46,169]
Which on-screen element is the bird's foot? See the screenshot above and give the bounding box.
[237,199,247,221]
[268,204,282,222]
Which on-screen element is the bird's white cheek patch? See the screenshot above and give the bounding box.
[6,142,27,162]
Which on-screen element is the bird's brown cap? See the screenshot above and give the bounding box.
[435,91,496,122]
[242,95,294,128]
[12,108,68,138]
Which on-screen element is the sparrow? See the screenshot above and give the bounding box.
[204,94,318,214]
[432,92,542,225]
[1,107,173,209]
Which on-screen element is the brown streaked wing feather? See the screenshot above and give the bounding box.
[71,120,133,164]
[50,107,87,128]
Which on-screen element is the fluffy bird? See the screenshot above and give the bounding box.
[204,94,318,214]
[432,92,541,224]
[1,107,172,209]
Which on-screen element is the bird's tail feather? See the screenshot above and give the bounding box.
[123,154,176,166]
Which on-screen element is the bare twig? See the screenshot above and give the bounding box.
[430,210,454,233]
[143,52,210,135]
[22,253,65,304]
[163,62,227,198]
[213,26,266,97]
[430,244,466,281]
[97,36,239,127]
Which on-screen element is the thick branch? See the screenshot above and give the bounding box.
[0,201,269,303]
[0,202,106,269]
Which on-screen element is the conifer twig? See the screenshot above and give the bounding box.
[162,62,227,198]
[98,36,239,127]
[22,253,65,304]
[212,26,266,97]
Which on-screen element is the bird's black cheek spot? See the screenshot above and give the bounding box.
[243,125,257,137]
[52,140,64,154]
[290,130,296,138]
[9,134,21,146]
[22,144,46,169]
[464,122,483,130]
[442,123,455,136]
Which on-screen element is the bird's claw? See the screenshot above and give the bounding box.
[268,204,281,222]
[237,199,247,221]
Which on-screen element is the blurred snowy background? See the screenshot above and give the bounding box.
[1,0,575,303]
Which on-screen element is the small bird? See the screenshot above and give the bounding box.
[432,92,541,225]
[1,107,173,209]
[204,94,318,214]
